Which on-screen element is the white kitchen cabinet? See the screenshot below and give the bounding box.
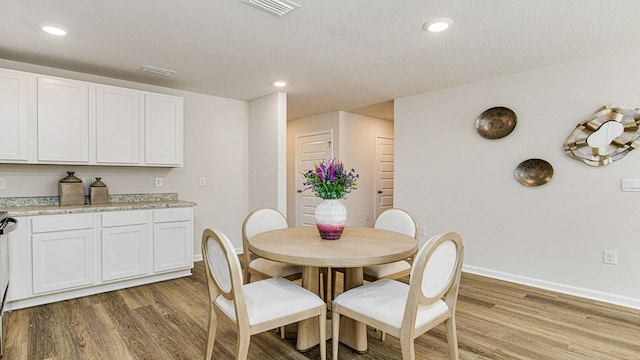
[7,206,194,311]
[96,85,143,165]
[145,93,184,166]
[0,69,29,161]
[153,208,193,272]
[37,77,90,163]
[31,214,96,294]
[101,210,150,281]
[0,66,184,167]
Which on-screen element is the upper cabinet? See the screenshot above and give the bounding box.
[37,77,90,163]
[96,85,142,165]
[145,93,183,166]
[0,69,29,161]
[0,67,183,167]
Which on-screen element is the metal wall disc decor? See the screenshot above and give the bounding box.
[563,105,640,166]
[515,159,553,187]
[476,106,518,139]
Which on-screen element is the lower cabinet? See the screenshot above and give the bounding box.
[32,228,96,294]
[101,210,150,282]
[153,208,193,272]
[31,213,96,294]
[7,207,194,310]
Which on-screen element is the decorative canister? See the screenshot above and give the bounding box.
[59,172,84,206]
[90,177,109,204]
[314,199,347,240]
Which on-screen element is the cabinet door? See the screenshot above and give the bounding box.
[96,85,142,164]
[32,229,96,294]
[0,69,29,161]
[144,93,183,166]
[153,221,193,272]
[102,225,148,281]
[37,77,89,162]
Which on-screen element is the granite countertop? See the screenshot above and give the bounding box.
[1,193,197,217]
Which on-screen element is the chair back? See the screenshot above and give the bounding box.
[241,208,289,278]
[403,232,463,329]
[202,228,249,326]
[374,208,418,239]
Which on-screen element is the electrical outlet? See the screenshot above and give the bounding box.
[0,178,5,190]
[155,177,163,187]
[364,213,370,221]
[199,177,206,186]
[419,226,427,236]
[603,250,617,265]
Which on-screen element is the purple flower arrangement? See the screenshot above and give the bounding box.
[302,158,359,199]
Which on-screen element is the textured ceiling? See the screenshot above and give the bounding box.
[1,0,639,120]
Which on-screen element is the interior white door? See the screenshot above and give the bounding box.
[295,131,333,226]
[374,136,394,219]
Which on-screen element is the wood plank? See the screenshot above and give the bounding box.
[2,261,639,359]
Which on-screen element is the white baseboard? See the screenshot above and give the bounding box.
[463,264,640,310]
[7,269,192,311]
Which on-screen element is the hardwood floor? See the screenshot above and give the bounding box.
[3,261,640,359]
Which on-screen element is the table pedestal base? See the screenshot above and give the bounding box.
[296,266,367,353]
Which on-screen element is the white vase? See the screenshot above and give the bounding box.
[315,199,347,240]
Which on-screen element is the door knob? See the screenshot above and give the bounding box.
[377,190,383,194]
[297,189,302,193]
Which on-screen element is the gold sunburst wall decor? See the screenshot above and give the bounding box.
[563,105,640,166]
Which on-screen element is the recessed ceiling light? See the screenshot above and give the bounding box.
[423,18,453,33]
[273,81,287,87]
[42,26,67,36]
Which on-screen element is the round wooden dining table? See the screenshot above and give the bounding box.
[248,226,418,353]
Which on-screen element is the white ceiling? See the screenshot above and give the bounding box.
[2,0,640,121]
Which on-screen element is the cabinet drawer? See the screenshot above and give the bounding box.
[102,210,148,227]
[153,208,192,223]
[31,214,94,233]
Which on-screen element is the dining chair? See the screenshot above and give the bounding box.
[332,231,464,360]
[331,208,418,301]
[202,228,327,360]
[242,208,302,284]
[363,208,418,281]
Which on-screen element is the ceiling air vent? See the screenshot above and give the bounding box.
[241,0,300,17]
[140,65,175,76]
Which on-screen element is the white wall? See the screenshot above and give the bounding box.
[338,111,393,227]
[248,92,287,213]
[0,59,250,254]
[286,111,393,227]
[395,47,640,308]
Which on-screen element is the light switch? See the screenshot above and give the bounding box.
[621,178,640,191]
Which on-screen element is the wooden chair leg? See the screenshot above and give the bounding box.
[332,312,340,360]
[205,307,218,360]
[319,311,327,360]
[445,317,459,360]
[400,336,415,360]
[236,330,250,360]
[280,326,285,339]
